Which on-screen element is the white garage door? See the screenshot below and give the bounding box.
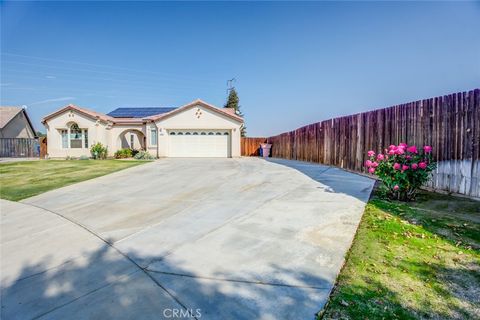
[168,130,231,157]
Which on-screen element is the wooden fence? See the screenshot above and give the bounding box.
[0,138,40,158]
[259,89,479,198]
[241,137,267,156]
[39,137,47,159]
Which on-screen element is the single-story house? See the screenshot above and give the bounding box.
[0,106,36,139]
[42,99,244,158]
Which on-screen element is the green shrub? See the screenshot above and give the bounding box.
[133,151,155,160]
[90,142,108,159]
[114,148,133,159]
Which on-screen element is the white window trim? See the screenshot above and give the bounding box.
[61,124,88,149]
[150,128,158,145]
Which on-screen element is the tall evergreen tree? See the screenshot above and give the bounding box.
[224,88,246,136]
[224,88,240,113]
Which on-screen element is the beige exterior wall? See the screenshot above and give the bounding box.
[155,104,242,157]
[0,112,35,138]
[45,110,109,158]
[146,122,159,157]
[44,104,242,158]
[108,125,146,152]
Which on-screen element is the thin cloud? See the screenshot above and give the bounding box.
[29,96,75,106]
[45,75,56,79]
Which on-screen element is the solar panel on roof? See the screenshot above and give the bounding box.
[107,107,177,118]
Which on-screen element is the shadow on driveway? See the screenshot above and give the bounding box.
[1,242,331,320]
[267,158,374,203]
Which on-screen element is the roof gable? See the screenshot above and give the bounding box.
[0,107,23,129]
[41,99,242,125]
[148,99,244,123]
[0,106,36,135]
[42,104,114,124]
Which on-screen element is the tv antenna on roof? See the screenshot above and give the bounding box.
[226,78,236,94]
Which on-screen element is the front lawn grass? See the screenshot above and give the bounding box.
[320,189,480,320]
[0,160,148,201]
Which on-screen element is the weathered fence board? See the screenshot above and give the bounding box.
[0,138,40,158]
[39,137,47,159]
[263,89,479,198]
[241,137,267,156]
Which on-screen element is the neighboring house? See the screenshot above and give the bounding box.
[42,99,244,158]
[0,107,36,139]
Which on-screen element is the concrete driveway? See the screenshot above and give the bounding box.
[1,158,374,320]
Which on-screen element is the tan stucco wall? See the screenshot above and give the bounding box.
[108,125,146,152]
[44,104,242,158]
[0,112,35,138]
[45,110,109,158]
[155,105,242,157]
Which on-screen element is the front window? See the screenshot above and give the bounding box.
[61,130,68,148]
[61,123,88,149]
[70,123,83,148]
[150,128,158,145]
[84,129,88,148]
[130,134,135,149]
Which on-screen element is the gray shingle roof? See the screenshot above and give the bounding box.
[0,107,23,129]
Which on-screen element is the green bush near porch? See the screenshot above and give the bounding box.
[114,148,133,159]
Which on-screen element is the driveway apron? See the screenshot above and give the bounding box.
[2,158,374,319]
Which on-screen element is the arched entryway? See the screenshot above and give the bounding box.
[117,129,145,150]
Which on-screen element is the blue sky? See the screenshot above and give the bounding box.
[1,1,479,136]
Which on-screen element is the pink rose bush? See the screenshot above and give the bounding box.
[365,143,436,201]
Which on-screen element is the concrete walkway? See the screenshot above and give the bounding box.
[0,157,39,163]
[1,158,374,319]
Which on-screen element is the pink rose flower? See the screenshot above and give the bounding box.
[405,155,412,160]
[419,162,427,169]
[388,149,396,155]
[407,145,418,153]
[393,163,401,170]
[399,143,407,148]
[365,160,373,167]
[395,148,405,155]
[368,167,376,174]
[411,163,418,170]
[393,185,399,191]
[372,161,379,168]
[424,145,432,153]
[402,165,409,171]
[376,154,384,161]
[388,145,396,150]
[367,150,375,157]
